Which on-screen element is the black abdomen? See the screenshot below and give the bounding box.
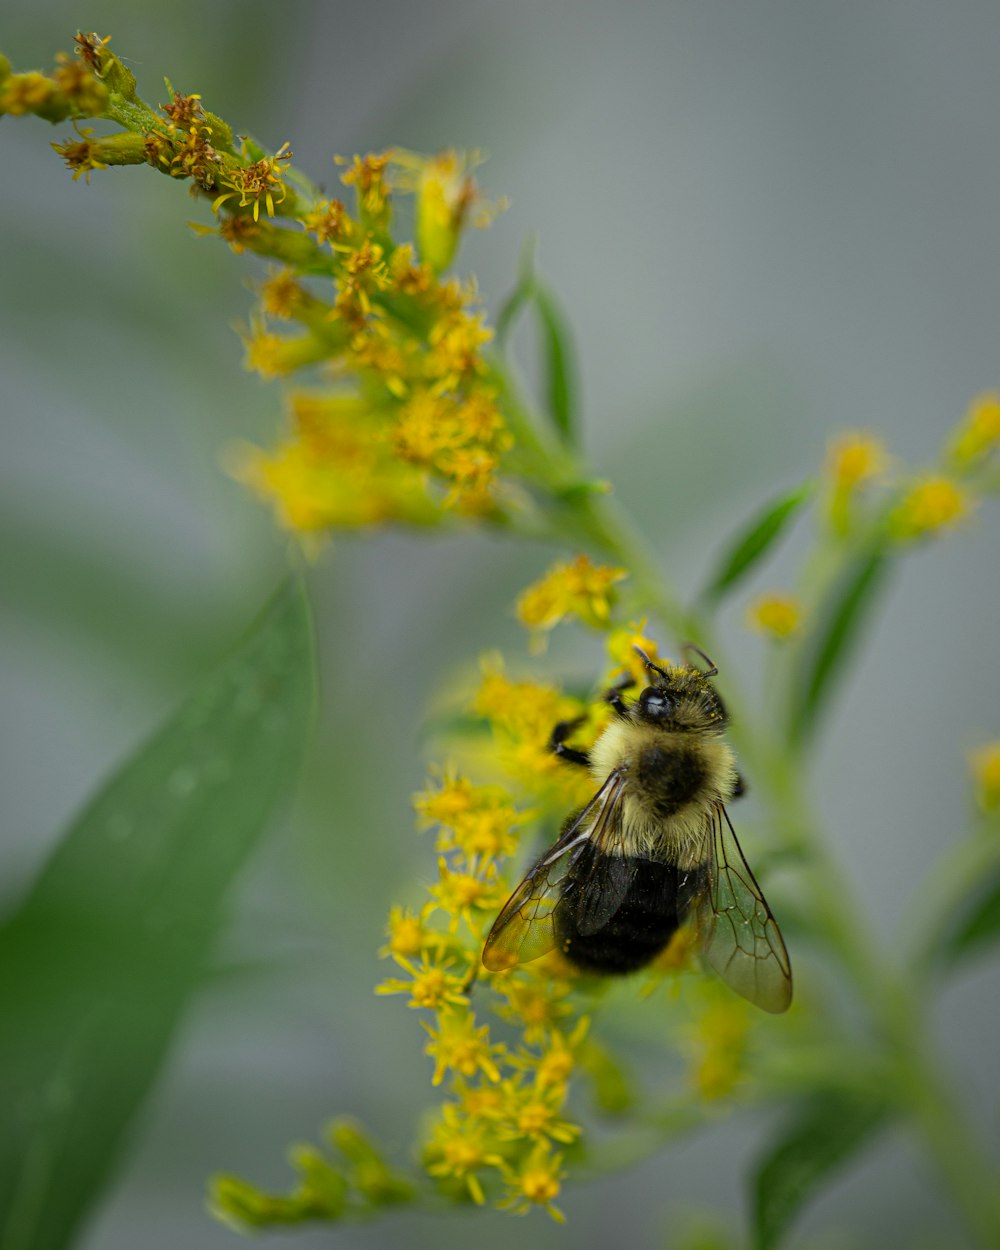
[556,845,697,975]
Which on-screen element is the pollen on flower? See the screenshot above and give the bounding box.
[969,741,1000,814]
[890,475,971,541]
[746,592,803,640]
[948,392,1000,470]
[516,554,627,641]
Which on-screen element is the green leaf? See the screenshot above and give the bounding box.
[786,546,889,744]
[701,482,814,603]
[495,241,579,445]
[752,1093,889,1250]
[531,281,578,444]
[0,577,315,1250]
[939,865,1000,967]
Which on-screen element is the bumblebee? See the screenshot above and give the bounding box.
[482,646,792,1013]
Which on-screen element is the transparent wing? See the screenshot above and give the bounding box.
[481,769,628,972]
[685,803,792,1013]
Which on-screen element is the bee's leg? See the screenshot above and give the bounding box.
[602,674,636,720]
[549,716,591,768]
[732,771,748,799]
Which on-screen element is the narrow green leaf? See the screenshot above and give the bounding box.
[495,240,579,445]
[939,867,1000,966]
[532,281,578,444]
[0,577,315,1250]
[701,482,814,603]
[496,277,533,348]
[752,1093,889,1250]
[787,547,889,744]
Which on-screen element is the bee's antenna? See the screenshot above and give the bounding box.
[683,643,718,677]
[633,645,671,683]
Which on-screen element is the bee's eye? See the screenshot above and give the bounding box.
[639,688,672,720]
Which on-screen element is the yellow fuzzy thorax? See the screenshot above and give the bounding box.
[588,719,737,869]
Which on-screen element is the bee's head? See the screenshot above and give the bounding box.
[633,644,729,733]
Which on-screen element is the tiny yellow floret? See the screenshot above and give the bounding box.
[746,593,803,640]
[890,475,971,541]
[948,392,1000,470]
[826,431,888,490]
[970,741,1000,814]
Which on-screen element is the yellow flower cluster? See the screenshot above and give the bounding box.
[13,39,513,534]
[376,765,586,1220]
[516,554,627,646]
[236,156,512,528]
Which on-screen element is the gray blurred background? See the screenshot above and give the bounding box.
[2,2,999,1247]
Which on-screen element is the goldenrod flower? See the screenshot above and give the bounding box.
[889,475,971,542]
[423,1010,506,1086]
[424,1105,499,1203]
[212,141,293,220]
[826,431,888,490]
[492,972,574,1046]
[746,592,803,641]
[530,1019,589,1091]
[494,1078,580,1145]
[970,741,1000,814]
[338,151,393,230]
[391,149,504,273]
[427,859,506,931]
[682,993,752,1101]
[947,392,1000,470]
[516,555,627,643]
[474,660,592,802]
[304,198,355,246]
[380,905,432,960]
[606,619,666,686]
[376,956,469,1011]
[824,431,888,534]
[498,1142,566,1221]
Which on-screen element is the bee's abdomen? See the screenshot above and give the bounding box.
[556,847,689,975]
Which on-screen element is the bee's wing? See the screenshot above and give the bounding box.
[481,769,628,972]
[683,803,792,1013]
